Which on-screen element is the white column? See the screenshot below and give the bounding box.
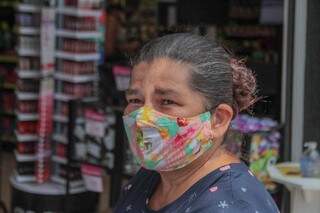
[291,0,308,162]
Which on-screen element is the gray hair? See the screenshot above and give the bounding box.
[132,33,257,115]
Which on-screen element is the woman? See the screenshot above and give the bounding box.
[115,33,279,213]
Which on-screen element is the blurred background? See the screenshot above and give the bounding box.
[0,0,319,213]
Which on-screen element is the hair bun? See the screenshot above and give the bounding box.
[230,58,257,114]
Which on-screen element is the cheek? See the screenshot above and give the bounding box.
[124,104,139,115]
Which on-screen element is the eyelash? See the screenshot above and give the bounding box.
[161,99,176,106]
[127,98,177,106]
[128,98,142,104]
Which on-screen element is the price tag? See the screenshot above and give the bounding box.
[112,65,131,91]
[85,110,106,138]
[88,142,101,158]
[103,129,115,150]
[81,164,103,192]
[86,119,106,138]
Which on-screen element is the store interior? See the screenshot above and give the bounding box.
[1,0,318,213]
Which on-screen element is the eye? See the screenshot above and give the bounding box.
[128,98,142,104]
[161,99,176,106]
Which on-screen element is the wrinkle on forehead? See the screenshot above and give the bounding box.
[130,57,192,90]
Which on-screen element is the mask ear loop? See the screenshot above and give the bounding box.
[205,102,220,116]
[204,104,219,141]
[207,103,233,147]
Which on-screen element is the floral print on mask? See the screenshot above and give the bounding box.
[123,106,214,171]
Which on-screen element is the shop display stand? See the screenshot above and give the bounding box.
[10,0,101,211]
[59,97,122,209]
[52,0,102,193]
[14,0,42,182]
[10,98,97,211]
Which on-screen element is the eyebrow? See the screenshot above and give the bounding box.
[125,87,181,97]
[125,88,140,96]
[154,88,180,96]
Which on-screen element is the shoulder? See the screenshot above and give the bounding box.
[191,164,279,213]
[114,168,157,209]
[229,165,279,212]
[121,168,156,196]
[127,168,156,187]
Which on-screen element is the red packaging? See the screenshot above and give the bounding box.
[63,16,96,31]
[61,60,95,75]
[17,142,36,154]
[62,82,93,97]
[17,121,38,134]
[17,100,38,113]
[62,38,96,53]
[56,143,66,157]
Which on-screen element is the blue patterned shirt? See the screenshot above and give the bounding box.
[114,163,279,213]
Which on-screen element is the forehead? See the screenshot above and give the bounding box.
[130,58,191,91]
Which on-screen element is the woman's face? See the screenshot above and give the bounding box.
[125,58,206,117]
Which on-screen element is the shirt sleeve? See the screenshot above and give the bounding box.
[186,169,279,213]
[186,199,277,213]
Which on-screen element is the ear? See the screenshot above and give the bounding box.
[211,104,234,142]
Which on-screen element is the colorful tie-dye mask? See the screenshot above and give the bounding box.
[123,106,214,171]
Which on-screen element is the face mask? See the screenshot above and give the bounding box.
[123,106,214,171]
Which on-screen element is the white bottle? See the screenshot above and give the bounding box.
[300,142,320,178]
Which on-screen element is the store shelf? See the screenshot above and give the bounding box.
[0,54,18,63]
[56,29,101,39]
[51,176,84,188]
[14,151,37,162]
[56,7,102,17]
[16,3,41,13]
[52,155,67,164]
[17,48,40,57]
[55,72,98,83]
[16,112,39,121]
[54,93,73,101]
[54,93,97,102]
[53,114,84,124]
[14,171,36,182]
[16,92,39,100]
[17,26,40,35]
[56,51,99,61]
[53,114,68,123]
[17,70,42,78]
[15,131,38,142]
[53,134,68,144]
[12,175,87,194]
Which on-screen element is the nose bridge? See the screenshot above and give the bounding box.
[136,65,157,109]
[144,96,153,108]
[142,81,155,109]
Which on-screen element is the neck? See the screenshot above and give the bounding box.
[157,144,239,196]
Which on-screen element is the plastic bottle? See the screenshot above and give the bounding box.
[300,142,320,178]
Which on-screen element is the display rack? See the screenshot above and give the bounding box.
[14,0,42,183]
[51,0,103,192]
